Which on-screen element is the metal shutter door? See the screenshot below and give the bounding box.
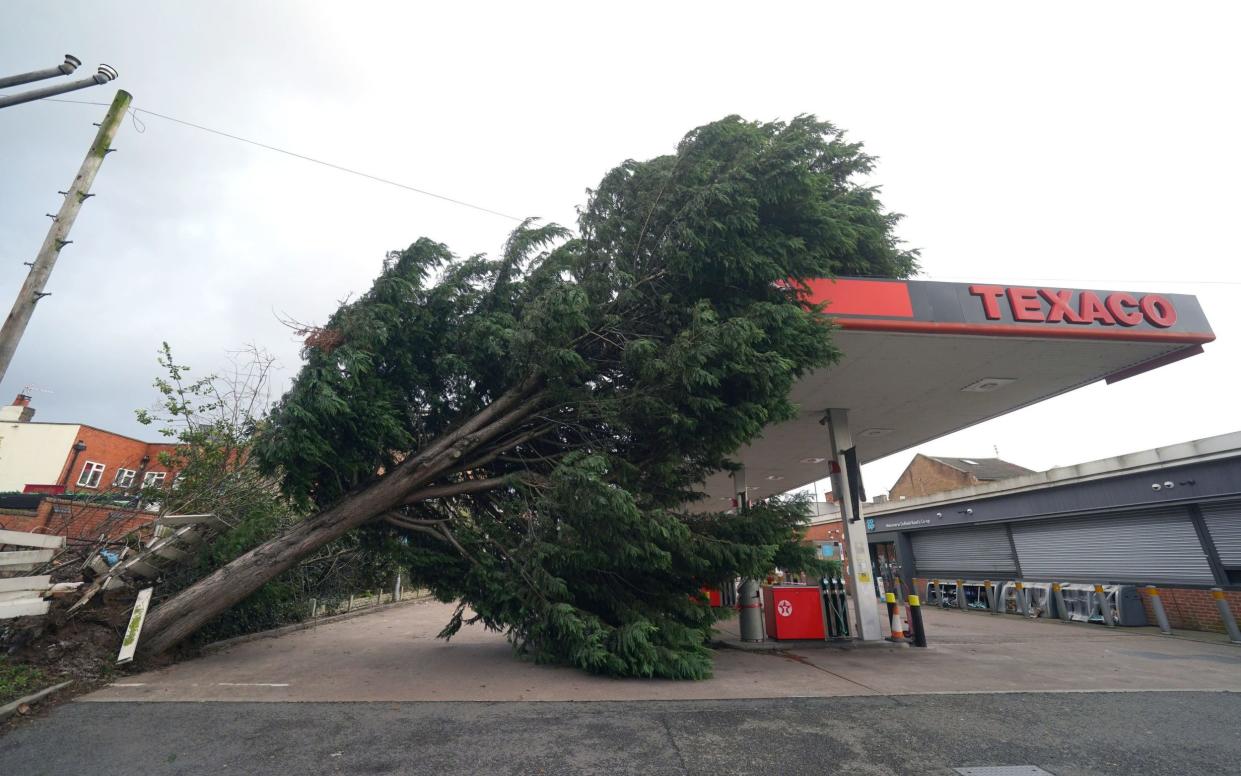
[1011,509,1214,583]
[1202,502,1241,567]
[911,526,1016,575]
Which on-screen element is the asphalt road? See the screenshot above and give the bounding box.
[3,691,1238,775]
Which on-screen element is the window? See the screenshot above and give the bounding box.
[113,468,136,488]
[816,542,839,560]
[142,471,167,488]
[77,461,105,488]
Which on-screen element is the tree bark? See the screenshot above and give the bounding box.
[139,378,544,656]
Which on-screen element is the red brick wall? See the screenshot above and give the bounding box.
[1137,586,1241,634]
[0,498,155,543]
[58,426,181,493]
[804,520,851,588]
[889,455,979,500]
[806,520,844,543]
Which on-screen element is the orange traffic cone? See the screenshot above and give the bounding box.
[889,602,907,641]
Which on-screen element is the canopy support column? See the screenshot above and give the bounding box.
[825,408,883,641]
[733,467,765,641]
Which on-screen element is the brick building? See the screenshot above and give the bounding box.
[0,393,181,541]
[804,501,849,586]
[888,454,1035,500]
[0,494,157,544]
[805,502,845,559]
[805,519,844,547]
[0,393,180,495]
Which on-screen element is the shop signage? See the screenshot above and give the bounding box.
[968,285,1177,328]
[798,277,1212,345]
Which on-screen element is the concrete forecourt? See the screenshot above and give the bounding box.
[3,599,1239,775]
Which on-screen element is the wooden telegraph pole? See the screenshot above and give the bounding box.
[0,89,132,385]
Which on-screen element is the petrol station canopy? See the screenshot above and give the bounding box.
[698,278,1215,508]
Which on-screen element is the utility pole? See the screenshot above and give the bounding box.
[0,89,132,385]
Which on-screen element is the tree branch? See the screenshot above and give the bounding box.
[382,513,448,541]
[449,424,557,475]
[399,471,549,506]
[402,476,512,504]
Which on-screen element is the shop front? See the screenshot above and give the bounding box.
[867,433,1241,632]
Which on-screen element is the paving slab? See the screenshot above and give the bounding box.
[83,599,1241,704]
[721,607,1241,696]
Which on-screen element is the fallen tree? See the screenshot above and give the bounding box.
[132,345,402,643]
[139,115,916,673]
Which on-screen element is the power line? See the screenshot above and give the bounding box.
[27,99,1241,289]
[40,97,524,222]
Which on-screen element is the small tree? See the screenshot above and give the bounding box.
[135,345,398,643]
[135,342,275,519]
[140,115,915,670]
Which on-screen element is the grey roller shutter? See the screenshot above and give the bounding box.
[911,525,1016,575]
[1011,508,1214,584]
[1202,502,1241,567]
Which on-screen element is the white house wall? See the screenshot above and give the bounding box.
[0,423,79,492]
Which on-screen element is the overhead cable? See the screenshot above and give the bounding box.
[41,97,523,221]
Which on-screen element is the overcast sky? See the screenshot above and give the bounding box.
[2,2,1239,496]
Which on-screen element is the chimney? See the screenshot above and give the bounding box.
[0,393,35,422]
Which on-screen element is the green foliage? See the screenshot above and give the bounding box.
[400,485,827,679]
[137,346,401,644]
[0,657,48,706]
[254,115,915,677]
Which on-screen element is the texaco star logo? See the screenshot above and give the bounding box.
[777,600,793,617]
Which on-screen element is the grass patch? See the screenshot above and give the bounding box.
[0,658,49,706]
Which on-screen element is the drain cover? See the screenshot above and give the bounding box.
[953,764,1052,769]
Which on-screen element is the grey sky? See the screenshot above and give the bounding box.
[2,2,1239,496]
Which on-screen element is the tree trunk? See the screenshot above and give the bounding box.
[139,379,543,656]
